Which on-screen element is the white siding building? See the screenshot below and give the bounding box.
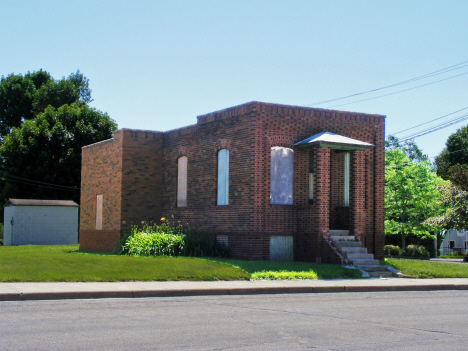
[3,199,79,246]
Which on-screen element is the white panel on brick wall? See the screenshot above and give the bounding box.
[3,206,78,245]
[96,195,103,230]
[217,149,229,205]
[177,156,188,207]
[270,147,294,205]
[270,236,293,261]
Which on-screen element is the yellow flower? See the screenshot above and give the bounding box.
[161,217,165,221]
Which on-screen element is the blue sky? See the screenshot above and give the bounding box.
[1,0,467,160]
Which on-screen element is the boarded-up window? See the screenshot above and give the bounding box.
[217,149,229,205]
[344,152,350,206]
[270,236,293,261]
[96,195,103,230]
[177,156,187,207]
[270,147,293,205]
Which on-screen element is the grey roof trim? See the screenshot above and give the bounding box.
[4,199,79,207]
[294,131,374,150]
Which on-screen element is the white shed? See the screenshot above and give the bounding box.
[3,199,79,246]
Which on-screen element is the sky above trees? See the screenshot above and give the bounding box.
[1,1,467,159]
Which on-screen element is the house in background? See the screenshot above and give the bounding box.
[440,229,468,255]
[3,199,79,246]
[79,101,385,264]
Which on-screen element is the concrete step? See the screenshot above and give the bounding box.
[367,271,394,278]
[331,235,355,241]
[335,241,362,248]
[340,247,368,254]
[356,265,388,272]
[351,259,379,266]
[346,253,374,260]
[329,229,350,236]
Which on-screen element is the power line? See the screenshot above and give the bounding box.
[398,113,468,142]
[328,71,468,108]
[0,171,80,191]
[307,60,468,106]
[390,106,468,136]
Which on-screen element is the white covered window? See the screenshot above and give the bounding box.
[217,149,229,205]
[344,152,350,207]
[177,156,188,207]
[96,194,103,230]
[270,147,294,205]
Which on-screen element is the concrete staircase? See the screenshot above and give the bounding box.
[329,229,393,278]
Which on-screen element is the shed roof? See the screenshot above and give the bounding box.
[4,199,79,207]
[294,131,374,150]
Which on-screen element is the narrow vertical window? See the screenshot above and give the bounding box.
[217,149,229,205]
[270,147,294,205]
[177,156,188,207]
[96,194,103,230]
[344,152,350,206]
[309,149,314,202]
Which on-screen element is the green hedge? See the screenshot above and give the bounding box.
[121,220,228,258]
[384,244,430,258]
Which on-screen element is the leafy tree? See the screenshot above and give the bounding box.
[385,148,446,248]
[385,135,428,163]
[435,124,468,179]
[0,104,117,204]
[0,69,90,138]
[426,164,468,230]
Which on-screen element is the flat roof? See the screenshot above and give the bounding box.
[4,199,79,207]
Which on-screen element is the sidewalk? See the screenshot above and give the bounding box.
[2,278,468,301]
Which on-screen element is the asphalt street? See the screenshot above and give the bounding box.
[1,290,467,350]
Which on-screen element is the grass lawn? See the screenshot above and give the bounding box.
[0,245,249,282]
[207,258,363,280]
[384,258,468,278]
[0,245,363,282]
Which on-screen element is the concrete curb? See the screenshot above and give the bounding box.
[2,283,468,301]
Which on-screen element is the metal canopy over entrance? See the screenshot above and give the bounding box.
[294,131,374,151]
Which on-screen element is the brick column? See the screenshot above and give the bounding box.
[312,146,330,260]
[350,150,365,242]
[373,130,386,259]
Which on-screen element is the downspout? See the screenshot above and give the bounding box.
[10,216,14,246]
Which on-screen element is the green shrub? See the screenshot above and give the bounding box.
[384,245,401,256]
[121,219,228,258]
[124,232,185,256]
[0,223,3,246]
[401,245,430,258]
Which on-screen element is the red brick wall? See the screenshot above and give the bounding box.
[80,132,124,251]
[161,106,261,258]
[79,129,164,252]
[121,130,163,227]
[80,230,120,252]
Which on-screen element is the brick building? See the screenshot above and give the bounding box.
[79,101,385,262]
